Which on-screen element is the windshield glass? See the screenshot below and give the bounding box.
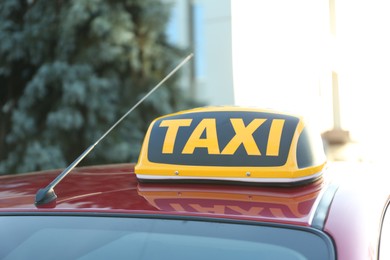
[0,215,334,260]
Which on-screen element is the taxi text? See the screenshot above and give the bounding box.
[159,118,285,156]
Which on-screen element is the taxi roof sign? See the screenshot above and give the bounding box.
[135,107,326,185]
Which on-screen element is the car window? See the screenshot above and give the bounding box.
[0,215,334,260]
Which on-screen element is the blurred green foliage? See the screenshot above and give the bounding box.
[0,0,194,174]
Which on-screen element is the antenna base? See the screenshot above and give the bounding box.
[35,187,57,207]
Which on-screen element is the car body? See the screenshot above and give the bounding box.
[1,107,389,259]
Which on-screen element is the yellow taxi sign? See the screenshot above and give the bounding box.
[135,107,326,184]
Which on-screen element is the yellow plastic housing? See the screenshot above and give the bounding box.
[135,107,326,184]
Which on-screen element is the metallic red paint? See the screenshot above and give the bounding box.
[1,163,322,226]
[1,162,389,260]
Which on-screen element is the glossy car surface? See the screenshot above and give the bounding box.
[1,162,389,259]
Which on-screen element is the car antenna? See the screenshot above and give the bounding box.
[35,53,194,206]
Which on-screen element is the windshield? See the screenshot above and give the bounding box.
[0,215,334,260]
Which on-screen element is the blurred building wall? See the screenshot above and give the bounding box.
[165,0,234,106]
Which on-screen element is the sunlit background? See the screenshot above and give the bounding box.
[167,0,390,163]
[231,0,390,163]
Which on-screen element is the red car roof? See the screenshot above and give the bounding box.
[1,162,389,260]
[0,163,327,227]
